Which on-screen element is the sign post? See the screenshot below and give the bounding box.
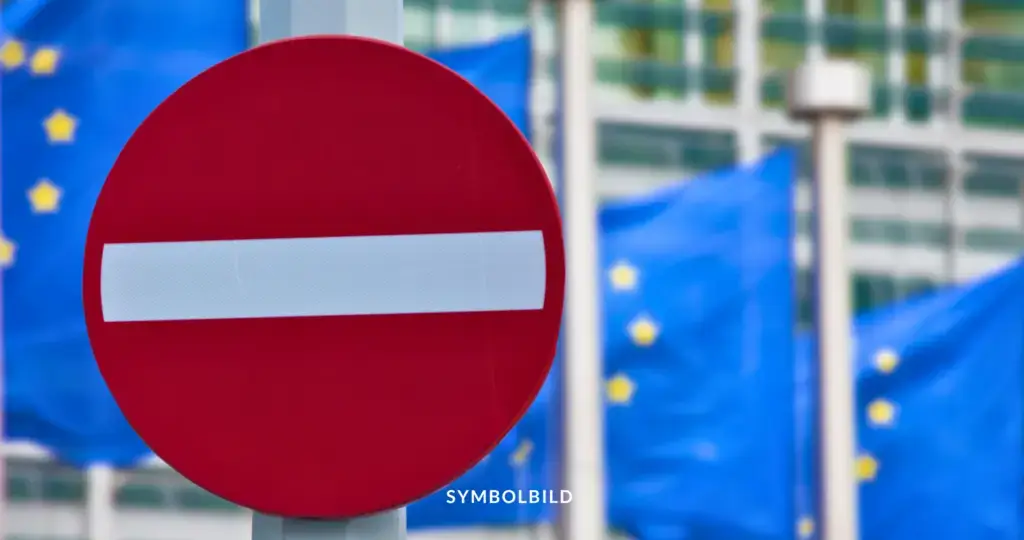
[255,2,403,537]
[81,6,564,540]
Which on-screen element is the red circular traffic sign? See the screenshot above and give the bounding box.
[83,36,563,519]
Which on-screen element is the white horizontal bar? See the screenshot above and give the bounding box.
[100,231,546,322]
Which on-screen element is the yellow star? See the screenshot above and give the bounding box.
[509,439,534,467]
[606,373,636,405]
[43,109,78,143]
[608,261,639,291]
[0,39,26,70]
[855,453,879,482]
[27,179,63,214]
[29,47,60,75]
[873,348,899,374]
[0,235,16,269]
[866,398,896,427]
[797,516,815,539]
[628,315,659,347]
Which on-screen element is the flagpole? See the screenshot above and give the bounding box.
[86,464,116,540]
[556,1,604,539]
[254,1,406,538]
[787,61,869,540]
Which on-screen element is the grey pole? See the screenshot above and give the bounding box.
[787,61,870,540]
[253,1,405,539]
[556,1,605,540]
[253,511,406,540]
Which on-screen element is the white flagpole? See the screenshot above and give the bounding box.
[787,61,870,540]
[86,464,116,540]
[556,0,605,539]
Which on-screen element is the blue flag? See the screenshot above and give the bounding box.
[796,260,1024,540]
[601,150,797,540]
[428,31,531,140]
[1,0,247,465]
[409,30,548,529]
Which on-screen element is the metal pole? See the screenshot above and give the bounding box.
[253,1,405,539]
[787,61,870,540]
[811,113,859,540]
[556,1,604,539]
[253,512,406,540]
[85,464,116,540]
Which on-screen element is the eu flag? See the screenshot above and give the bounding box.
[1,0,247,465]
[601,150,797,540]
[796,259,1024,540]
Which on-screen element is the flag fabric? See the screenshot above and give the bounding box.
[1,0,247,465]
[427,31,531,140]
[600,150,797,540]
[796,259,1024,540]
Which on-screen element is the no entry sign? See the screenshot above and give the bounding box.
[83,36,564,519]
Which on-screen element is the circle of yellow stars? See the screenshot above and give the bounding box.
[1,39,60,75]
[800,346,901,535]
[852,347,901,485]
[607,261,660,347]
[0,39,69,270]
[604,256,904,520]
[799,350,899,537]
[603,259,655,409]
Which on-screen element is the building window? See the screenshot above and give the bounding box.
[605,0,685,99]
[599,123,738,173]
[796,270,939,326]
[962,3,1024,128]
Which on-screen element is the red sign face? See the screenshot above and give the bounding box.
[82,36,564,519]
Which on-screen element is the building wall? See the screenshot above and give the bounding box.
[505,0,1024,317]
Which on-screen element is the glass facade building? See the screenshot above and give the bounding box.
[403,0,1024,322]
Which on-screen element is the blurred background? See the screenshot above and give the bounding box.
[2,0,1024,539]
